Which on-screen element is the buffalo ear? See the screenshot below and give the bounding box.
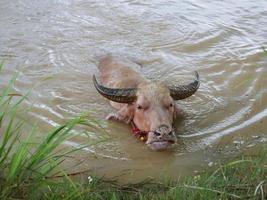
[106,104,135,124]
[174,105,186,120]
[174,104,184,120]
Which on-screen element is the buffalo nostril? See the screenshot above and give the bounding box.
[154,131,161,136]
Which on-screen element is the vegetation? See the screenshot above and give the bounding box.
[0,61,266,199]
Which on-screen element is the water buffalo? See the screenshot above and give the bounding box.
[93,55,200,150]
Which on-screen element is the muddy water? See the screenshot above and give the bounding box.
[1,0,267,182]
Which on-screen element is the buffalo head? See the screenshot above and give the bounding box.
[93,72,199,150]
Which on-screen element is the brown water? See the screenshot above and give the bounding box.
[1,0,267,183]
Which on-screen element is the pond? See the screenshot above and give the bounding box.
[0,0,267,183]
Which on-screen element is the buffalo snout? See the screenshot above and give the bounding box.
[154,124,173,139]
[146,124,177,150]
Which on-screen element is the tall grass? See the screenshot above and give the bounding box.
[0,63,100,199]
[0,61,266,200]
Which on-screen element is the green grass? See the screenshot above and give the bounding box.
[7,152,264,200]
[0,61,266,200]
[0,62,102,199]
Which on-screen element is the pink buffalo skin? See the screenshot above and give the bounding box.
[95,55,198,150]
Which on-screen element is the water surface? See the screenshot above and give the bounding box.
[0,0,267,182]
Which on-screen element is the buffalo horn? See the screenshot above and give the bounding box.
[93,75,137,103]
[169,71,200,100]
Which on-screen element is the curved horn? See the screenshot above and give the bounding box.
[93,75,137,103]
[169,71,200,100]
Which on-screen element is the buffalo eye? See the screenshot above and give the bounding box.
[137,105,143,110]
[167,102,174,109]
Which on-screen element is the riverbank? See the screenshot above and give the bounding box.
[42,151,267,200]
[0,62,266,200]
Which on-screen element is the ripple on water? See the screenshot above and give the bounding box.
[1,0,267,182]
